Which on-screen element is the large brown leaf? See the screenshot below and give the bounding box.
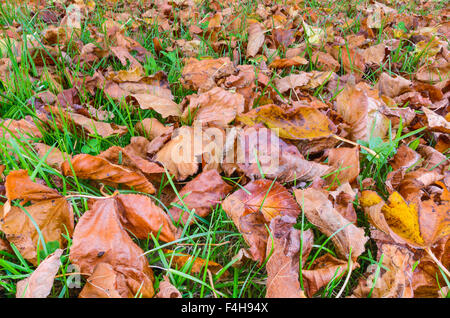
[169,169,233,225]
[0,170,73,264]
[62,154,156,194]
[69,198,155,298]
[182,87,245,127]
[222,179,301,264]
[265,215,312,298]
[237,104,336,140]
[116,194,179,242]
[295,187,368,261]
[235,126,331,183]
[181,57,234,92]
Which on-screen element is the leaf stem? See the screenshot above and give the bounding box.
[426,247,450,278]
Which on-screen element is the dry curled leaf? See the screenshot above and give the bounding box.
[16,249,63,298]
[156,276,182,298]
[295,187,368,261]
[247,21,265,58]
[266,215,312,298]
[352,244,414,298]
[69,198,155,298]
[222,179,300,264]
[237,104,336,140]
[181,57,235,92]
[0,170,73,264]
[182,87,245,127]
[62,154,156,194]
[169,169,233,225]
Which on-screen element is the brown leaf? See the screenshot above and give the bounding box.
[154,126,199,181]
[69,198,155,298]
[222,179,301,264]
[169,169,232,225]
[269,56,308,69]
[421,107,450,134]
[135,118,173,141]
[352,244,414,298]
[0,118,42,140]
[99,142,164,175]
[33,143,71,171]
[181,57,235,92]
[127,94,182,118]
[235,126,332,183]
[45,106,127,138]
[274,71,334,93]
[376,72,412,98]
[237,104,336,140]
[115,194,179,242]
[164,249,225,276]
[62,154,156,194]
[265,215,312,298]
[0,170,73,264]
[247,21,265,57]
[182,87,245,127]
[302,253,348,297]
[389,145,420,171]
[78,263,122,298]
[335,83,389,141]
[16,249,63,298]
[295,187,368,261]
[326,147,360,186]
[156,276,182,298]
[361,43,385,65]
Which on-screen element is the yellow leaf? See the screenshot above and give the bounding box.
[381,192,424,245]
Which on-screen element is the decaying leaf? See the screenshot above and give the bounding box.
[156,276,182,298]
[237,104,336,140]
[16,249,63,298]
[295,187,368,261]
[266,215,312,298]
[69,197,155,298]
[62,154,156,194]
[169,169,233,225]
[222,179,300,264]
[0,170,73,264]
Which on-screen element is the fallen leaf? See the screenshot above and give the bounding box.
[237,104,336,140]
[16,249,63,298]
[181,57,235,92]
[182,87,245,127]
[62,154,156,194]
[352,244,414,298]
[169,169,233,225]
[156,276,182,298]
[295,187,368,261]
[302,253,348,297]
[222,179,300,264]
[0,170,73,264]
[266,215,312,298]
[69,198,155,298]
[247,21,265,57]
